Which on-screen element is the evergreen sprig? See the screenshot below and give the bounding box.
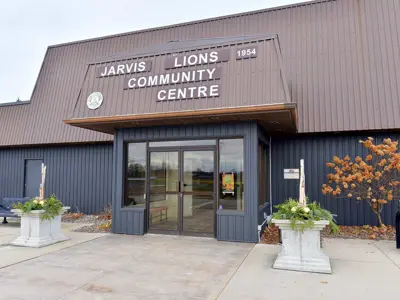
[271,197,338,233]
[13,195,64,220]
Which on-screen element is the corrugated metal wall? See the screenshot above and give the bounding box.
[112,122,259,242]
[271,132,400,226]
[216,211,245,242]
[2,127,397,230]
[258,126,271,225]
[0,144,113,214]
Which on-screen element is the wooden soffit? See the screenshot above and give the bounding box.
[64,103,298,134]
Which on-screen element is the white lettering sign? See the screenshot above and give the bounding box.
[236,46,258,59]
[97,61,152,77]
[164,49,230,69]
[124,67,222,89]
[172,52,218,67]
[157,85,220,101]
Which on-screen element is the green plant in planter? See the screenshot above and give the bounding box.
[13,195,64,220]
[271,198,338,233]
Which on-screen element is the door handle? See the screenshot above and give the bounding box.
[176,181,184,192]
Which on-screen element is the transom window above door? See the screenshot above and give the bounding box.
[149,140,216,147]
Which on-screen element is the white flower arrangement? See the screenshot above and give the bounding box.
[291,204,310,214]
[13,195,64,220]
[271,198,338,232]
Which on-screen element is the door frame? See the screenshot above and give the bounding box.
[23,159,43,198]
[180,147,217,237]
[146,146,217,237]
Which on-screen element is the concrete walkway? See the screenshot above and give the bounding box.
[0,233,253,300]
[0,221,105,269]
[218,239,400,300]
[0,224,399,300]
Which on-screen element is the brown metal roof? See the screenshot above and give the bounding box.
[1,0,400,146]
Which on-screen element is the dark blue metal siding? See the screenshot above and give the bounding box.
[257,125,271,225]
[245,123,259,242]
[114,209,146,235]
[113,122,259,242]
[216,211,245,242]
[0,144,113,214]
[271,133,400,226]
[120,123,256,141]
[112,132,147,235]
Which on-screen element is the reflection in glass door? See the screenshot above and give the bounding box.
[182,151,215,235]
[149,151,179,232]
[148,148,216,236]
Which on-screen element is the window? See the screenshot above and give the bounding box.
[258,142,270,207]
[219,139,244,210]
[124,143,146,207]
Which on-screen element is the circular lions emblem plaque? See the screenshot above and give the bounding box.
[87,92,103,110]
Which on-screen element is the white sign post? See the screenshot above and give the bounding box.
[299,159,306,206]
[39,163,47,200]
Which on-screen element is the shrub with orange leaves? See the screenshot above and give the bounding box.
[322,137,400,227]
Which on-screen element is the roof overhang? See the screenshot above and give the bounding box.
[64,103,298,134]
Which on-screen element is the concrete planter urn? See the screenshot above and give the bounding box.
[271,219,332,274]
[10,207,70,248]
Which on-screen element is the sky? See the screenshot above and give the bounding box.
[0,0,308,103]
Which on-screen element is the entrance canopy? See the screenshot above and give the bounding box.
[65,35,297,134]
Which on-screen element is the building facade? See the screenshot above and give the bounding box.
[1,0,399,242]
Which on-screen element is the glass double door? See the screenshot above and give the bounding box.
[148,148,216,236]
